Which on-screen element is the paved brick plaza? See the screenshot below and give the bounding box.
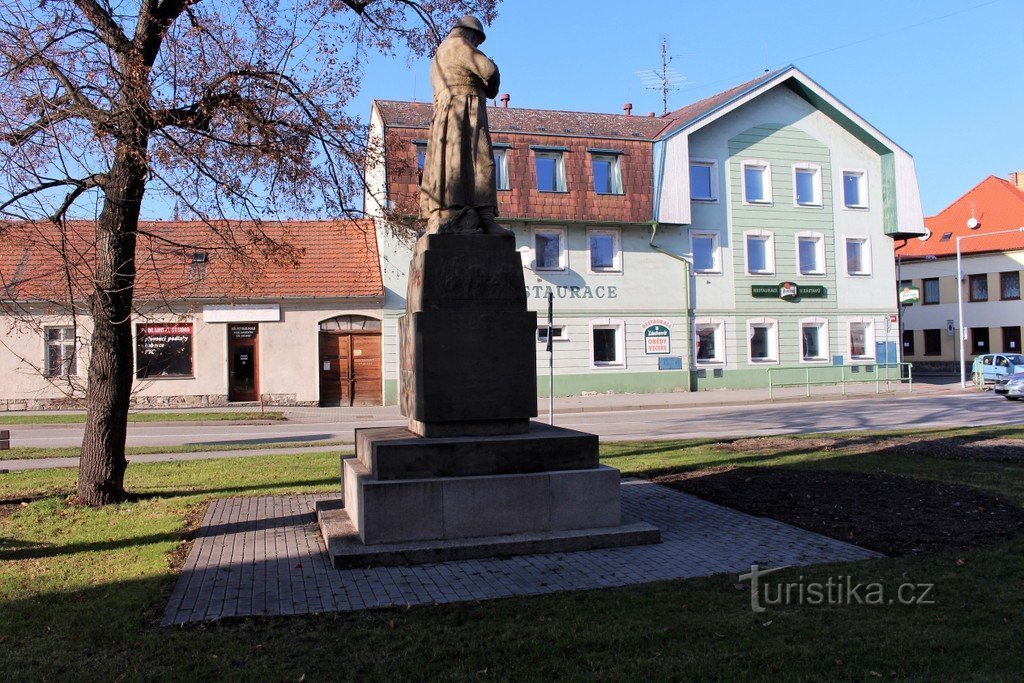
[162,480,879,625]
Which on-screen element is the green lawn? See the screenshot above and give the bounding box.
[2,427,1023,679]
[0,411,286,425]
[0,440,352,461]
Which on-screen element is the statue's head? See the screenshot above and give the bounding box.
[452,15,486,46]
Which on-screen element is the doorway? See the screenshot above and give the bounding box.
[318,315,382,406]
[228,324,259,402]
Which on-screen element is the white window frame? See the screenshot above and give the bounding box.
[537,325,568,343]
[847,319,876,362]
[792,162,823,207]
[589,318,626,368]
[747,318,779,365]
[689,158,719,202]
[44,326,78,378]
[694,317,726,365]
[795,231,826,276]
[534,150,567,192]
[586,228,622,274]
[531,226,567,272]
[690,230,721,275]
[494,147,510,191]
[743,229,776,276]
[799,318,830,364]
[590,153,623,195]
[844,236,872,277]
[741,159,773,205]
[841,169,868,209]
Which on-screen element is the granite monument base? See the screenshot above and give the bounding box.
[317,423,661,568]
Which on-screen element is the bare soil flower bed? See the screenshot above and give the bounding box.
[656,467,1024,555]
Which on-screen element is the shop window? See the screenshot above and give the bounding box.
[849,320,874,360]
[902,329,915,356]
[971,327,989,355]
[44,327,77,378]
[800,319,829,362]
[319,315,381,332]
[695,320,725,364]
[1003,326,1021,353]
[136,323,194,378]
[747,319,778,363]
[923,329,942,356]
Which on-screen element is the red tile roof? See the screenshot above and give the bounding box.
[899,176,1024,259]
[376,100,669,140]
[0,219,383,303]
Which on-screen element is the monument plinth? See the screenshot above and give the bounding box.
[317,13,657,569]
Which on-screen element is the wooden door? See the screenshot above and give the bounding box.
[319,332,381,406]
[228,324,259,402]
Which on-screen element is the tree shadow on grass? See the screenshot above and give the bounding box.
[130,477,339,501]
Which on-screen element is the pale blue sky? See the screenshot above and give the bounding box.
[352,0,1024,216]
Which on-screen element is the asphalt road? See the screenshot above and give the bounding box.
[8,391,1022,449]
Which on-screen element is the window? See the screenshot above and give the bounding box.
[1001,272,1020,300]
[902,330,915,356]
[741,160,772,204]
[136,323,194,378]
[413,142,427,183]
[493,148,509,190]
[532,227,566,271]
[842,170,868,208]
[591,153,622,195]
[695,319,725,364]
[587,229,621,273]
[691,231,720,274]
[849,321,874,360]
[922,278,940,304]
[940,232,953,242]
[744,230,775,275]
[1003,326,1021,353]
[845,237,871,276]
[793,163,822,206]
[969,274,988,302]
[971,327,990,355]
[590,319,625,367]
[45,327,77,378]
[537,326,566,343]
[800,319,829,362]
[747,319,778,363]
[796,232,825,275]
[689,159,717,201]
[924,329,942,356]
[535,150,566,192]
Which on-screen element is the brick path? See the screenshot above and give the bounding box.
[162,480,879,625]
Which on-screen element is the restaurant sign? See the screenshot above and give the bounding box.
[751,283,827,300]
[642,318,673,355]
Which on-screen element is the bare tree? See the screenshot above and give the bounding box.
[0,0,498,505]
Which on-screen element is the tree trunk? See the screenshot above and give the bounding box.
[76,139,148,506]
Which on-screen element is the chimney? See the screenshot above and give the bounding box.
[623,102,632,116]
[647,112,655,117]
[499,93,510,108]
[1011,170,1024,191]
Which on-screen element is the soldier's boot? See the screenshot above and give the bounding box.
[477,206,514,236]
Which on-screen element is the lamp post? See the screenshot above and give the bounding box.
[955,227,1024,388]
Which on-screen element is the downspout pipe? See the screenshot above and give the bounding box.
[649,221,695,390]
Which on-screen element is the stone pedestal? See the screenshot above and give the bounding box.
[319,233,659,569]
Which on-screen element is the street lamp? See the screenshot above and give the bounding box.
[956,226,1024,388]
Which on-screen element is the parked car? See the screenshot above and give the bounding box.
[971,353,1024,386]
[993,372,1024,399]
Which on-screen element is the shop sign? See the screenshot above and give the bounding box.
[751,283,827,299]
[527,285,618,299]
[642,318,672,355]
[136,323,193,378]
[898,286,921,304]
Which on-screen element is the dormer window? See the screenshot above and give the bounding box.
[533,147,567,192]
[589,150,623,195]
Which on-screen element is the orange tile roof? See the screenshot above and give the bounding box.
[899,176,1024,259]
[0,219,383,304]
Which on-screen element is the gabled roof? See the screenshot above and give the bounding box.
[899,176,1024,259]
[0,219,383,304]
[375,100,668,140]
[656,69,785,138]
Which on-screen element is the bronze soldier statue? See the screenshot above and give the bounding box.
[419,15,512,236]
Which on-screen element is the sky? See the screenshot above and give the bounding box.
[349,0,1024,217]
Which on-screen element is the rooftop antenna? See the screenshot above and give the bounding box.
[412,73,417,102]
[635,35,689,116]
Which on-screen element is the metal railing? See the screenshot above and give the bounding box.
[767,362,913,399]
